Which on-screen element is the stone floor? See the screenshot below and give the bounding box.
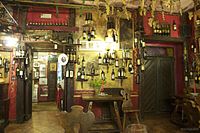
[4,102,199,133]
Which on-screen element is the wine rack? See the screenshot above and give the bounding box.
[153,23,171,37]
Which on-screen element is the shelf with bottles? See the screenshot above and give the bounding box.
[86,63,99,80]
[13,45,27,59]
[152,23,171,37]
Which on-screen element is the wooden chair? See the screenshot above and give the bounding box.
[121,89,140,130]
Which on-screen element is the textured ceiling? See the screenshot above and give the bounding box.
[70,0,195,13]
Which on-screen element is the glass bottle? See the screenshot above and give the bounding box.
[101,70,105,80]
[91,64,95,75]
[0,54,2,66]
[98,53,102,64]
[115,56,119,67]
[77,68,81,80]
[111,68,115,80]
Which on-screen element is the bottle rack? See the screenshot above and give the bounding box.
[76,56,88,88]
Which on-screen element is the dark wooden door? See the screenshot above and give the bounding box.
[48,61,57,101]
[141,57,175,114]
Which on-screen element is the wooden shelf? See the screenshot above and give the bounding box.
[86,74,99,76]
[26,25,79,32]
[76,79,88,82]
[144,35,184,43]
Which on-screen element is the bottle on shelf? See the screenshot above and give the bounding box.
[111,68,115,80]
[101,70,105,80]
[0,54,2,66]
[118,68,121,77]
[19,67,23,79]
[121,67,125,77]
[115,56,119,67]
[91,63,95,75]
[66,69,69,78]
[136,73,140,84]
[172,20,177,31]
[128,61,133,73]
[77,68,81,80]
[82,56,85,67]
[16,65,20,76]
[98,53,102,64]
[136,58,141,66]
[91,27,95,38]
[81,69,85,80]
[69,70,74,78]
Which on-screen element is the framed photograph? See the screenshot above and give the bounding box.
[33,52,38,59]
[50,63,57,71]
[39,78,47,85]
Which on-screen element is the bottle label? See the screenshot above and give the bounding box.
[70,71,73,78]
[66,70,69,78]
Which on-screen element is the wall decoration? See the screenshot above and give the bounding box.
[50,63,57,71]
[120,18,133,49]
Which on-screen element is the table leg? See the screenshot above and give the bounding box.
[113,101,122,132]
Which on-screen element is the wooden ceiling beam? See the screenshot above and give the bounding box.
[5,0,96,9]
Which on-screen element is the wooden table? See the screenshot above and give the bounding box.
[82,95,123,132]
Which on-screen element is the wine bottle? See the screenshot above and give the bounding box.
[91,64,95,75]
[121,67,125,77]
[128,62,133,72]
[98,53,102,64]
[118,68,121,77]
[22,46,25,57]
[136,58,141,66]
[103,54,107,64]
[111,69,115,80]
[115,56,119,67]
[112,30,116,42]
[101,70,105,80]
[141,64,145,71]
[184,75,188,82]
[91,27,95,38]
[82,56,85,67]
[77,68,81,79]
[0,54,2,66]
[136,73,140,84]
[83,30,87,40]
[19,67,23,79]
[81,69,85,80]
[16,65,20,76]
[70,70,74,78]
[172,20,177,31]
[66,69,69,78]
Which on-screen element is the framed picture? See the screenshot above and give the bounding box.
[120,18,133,49]
[50,63,57,71]
[33,52,38,59]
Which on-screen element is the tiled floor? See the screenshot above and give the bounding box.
[4,102,198,133]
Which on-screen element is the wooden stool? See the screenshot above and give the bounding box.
[123,108,140,130]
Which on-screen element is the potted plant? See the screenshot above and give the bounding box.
[89,78,105,95]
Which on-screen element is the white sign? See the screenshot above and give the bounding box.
[40,13,52,19]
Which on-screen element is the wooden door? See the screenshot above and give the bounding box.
[141,57,175,115]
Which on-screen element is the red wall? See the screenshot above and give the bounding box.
[8,52,17,120]
[143,12,181,38]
